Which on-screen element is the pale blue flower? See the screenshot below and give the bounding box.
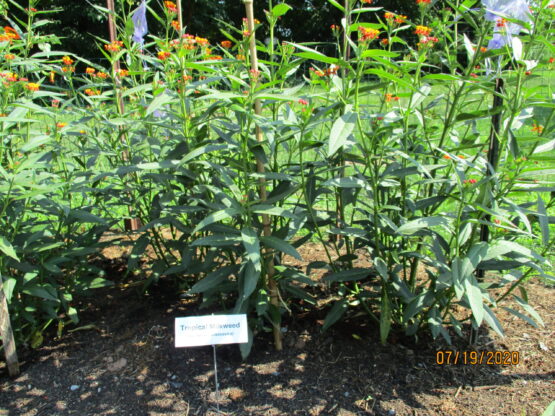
[481,0,531,50]
[132,0,148,45]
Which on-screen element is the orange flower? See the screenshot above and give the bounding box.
[4,27,20,40]
[164,1,177,13]
[385,93,400,102]
[62,66,75,73]
[236,54,245,61]
[171,20,180,31]
[532,123,544,134]
[416,0,431,4]
[182,74,193,82]
[395,15,407,24]
[361,0,373,3]
[359,27,380,41]
[104,41,124,52]
[116,69,129,77]
[158,51,171,60]
[330,24,340,32]
[415,25,432,36]
[384,12,395,19]
[207,55,222,60]
[97,71,109,79]
[549,57,554,64]
[85,88,100,96]
[4,53,15,60]
[443,154,451,160]
[25,82,39,91]
[496,18,507,28]
[220,40,232,48]
[380,38,389,46]
[86,67,96,75]
[49,71,55,83]
[62,55,74,66]
[56,122,67,129]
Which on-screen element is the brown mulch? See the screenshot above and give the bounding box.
[1,240,554,416]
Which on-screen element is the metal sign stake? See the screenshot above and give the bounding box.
[212,344,220,413]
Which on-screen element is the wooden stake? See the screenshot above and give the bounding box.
[243,0,282,351]
[176,0,183,34]
[477,78,504,279]
[0,279,19,377]
[106,0,140,231]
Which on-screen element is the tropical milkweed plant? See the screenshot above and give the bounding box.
[0,0,553,356]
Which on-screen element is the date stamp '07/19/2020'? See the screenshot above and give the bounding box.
[436,350,520,365]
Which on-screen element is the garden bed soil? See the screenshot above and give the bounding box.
[1,242,554,416]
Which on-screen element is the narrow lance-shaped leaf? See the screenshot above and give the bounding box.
[328,111,357,157]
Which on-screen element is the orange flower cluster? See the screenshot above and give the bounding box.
[220,40,232,48]
[97,71,109,79]
[463,179,477,184]
[104,41,124,52]
[361,0,373,3]
[164,1,177,13]
[4,53,15,60]
[0,27,20,42]
[116,69,129,78]
[86,67,96,75]
[532,123,544,134]
[170,34,210,50]
[25,82,40,91]
[385,12,407,24]
[496,18,507,28]
[385,93,400,102]
[158,51,171,60]
[330,24,340,33]
[206,55,222,60]
[359,26,380,41]
[309,66,338,77]
[416,0,431,4]
[85,88,101,96]
[171,20,180,31]
[56,122,67,129]
[418,35,439,47]
[62,56,74,66]
[415,25,432,36]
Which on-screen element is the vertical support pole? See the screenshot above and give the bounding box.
[106,0,140,231]
[477,78,504,279]
[176,0,183,33]
[243,0,283,351]
[212,344,220,412]
[0,279,19,377]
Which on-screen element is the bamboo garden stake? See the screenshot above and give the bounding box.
[106,0,140,231]
[243,0,283,351]
[0,278,19,377]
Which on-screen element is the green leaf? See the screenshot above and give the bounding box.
[251,204,299,220]
[322,299,348,331]
[482,304,504,337]
[193,207,241,233]
[396,216,448,235]
[2,277,17,303]
[502,307,539,328]
[513,295,544,327]
[540,401,555,416]
[537,196,549,246]
[323,268,372,282]
[241,228,261,273]
[260,236,302,260]
[272,3,292,17]
[22,284,59,302]
[190,265,237,294]
[146,90,174,116]
[328,111,357,157]
[240,261,260,300]
[464,275,484,326]
[0,236,19,261]
[191,234,242,247]
[327,0,345,11]
[380,287,391,345]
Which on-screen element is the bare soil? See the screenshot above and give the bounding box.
[1,241,554,416]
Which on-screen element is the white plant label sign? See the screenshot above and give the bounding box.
[175,314,248,347]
